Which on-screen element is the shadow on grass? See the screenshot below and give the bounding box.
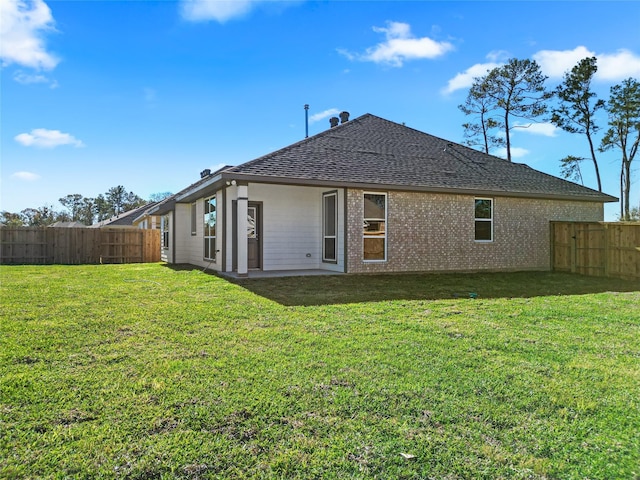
[223,271,639,306]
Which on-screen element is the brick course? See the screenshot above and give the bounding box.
[347,189,603,274]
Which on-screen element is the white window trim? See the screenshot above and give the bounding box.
[474,197,493,243]
[322,191,338,263]
[190,202,197,236]
[363,191,387,262]
[204,195,216,261]
[161,215,170,250]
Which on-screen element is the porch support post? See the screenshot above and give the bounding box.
[236,184,248,276]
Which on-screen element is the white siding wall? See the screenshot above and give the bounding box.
[173,197,223,270]
[241,183,345,272]
[173,203,191,264]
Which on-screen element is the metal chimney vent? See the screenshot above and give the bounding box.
[329,117,339,128]
[200,169,212,178]
[339,111,350,123]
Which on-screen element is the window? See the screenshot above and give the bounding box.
[161,215,170,249]
[363,193,386,261]
[190,202,197,235]
[322,191,337,262]
[204,196,216,260]
[475,198,493,241]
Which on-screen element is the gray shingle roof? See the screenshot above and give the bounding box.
[92,202,159,227]
[224,113,616,202]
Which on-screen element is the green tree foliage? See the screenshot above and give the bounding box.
[600,77,640,221]
[559,155,585,185]
[105,186,146,217]
[475,58,552,162]
[149,191,173,202]
[106,186,127,215]
[619,206,639,221]
[551,57,605,191]
[0,211,25,226]
[3,186,150,226]
[20,206,58,226]
[58,194,85,221]
[94,194,111,222]
[77,198,97,226]
[458,77,505,154]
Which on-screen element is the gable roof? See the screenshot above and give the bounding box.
[91,202,159,228]
[49,221,87,228]
[221,113,615,202]
[150,113,616,211]
[140,165,235,217]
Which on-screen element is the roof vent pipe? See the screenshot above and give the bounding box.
[339,111,350,123]
[200,169,211,178]
[329,117,339,128]
[304,104,309,138]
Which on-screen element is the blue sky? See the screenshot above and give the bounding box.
[2,0,640,220]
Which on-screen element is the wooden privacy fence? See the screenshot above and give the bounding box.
[0,227,161,265]
[551,222,640,280]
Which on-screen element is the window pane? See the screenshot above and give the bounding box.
[364,194,385,219]
[364,220,385,235]
[324,194,336,236]
[247,209,256,239]
[475,220,492,241]
[324,238,336,261]
[204,238,216,260]
[206,197,216,214]
[364,238,385,260]
[475,199,492,219]
[191,203,196,235]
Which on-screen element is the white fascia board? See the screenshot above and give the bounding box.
[175,174,224,204]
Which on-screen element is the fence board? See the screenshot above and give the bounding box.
[551,222,640,280]
[0,227,160,265]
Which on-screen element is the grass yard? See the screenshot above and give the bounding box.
[1,264,639,479]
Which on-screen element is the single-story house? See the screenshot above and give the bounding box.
[91,202,161,229]
[49,221,87,228]
[139,113,616,276]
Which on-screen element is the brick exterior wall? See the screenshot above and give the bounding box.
[346,189,604,274]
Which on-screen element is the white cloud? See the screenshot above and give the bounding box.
[513,122,559,137]
[495,147,529,160]
[533,46,595,79]
[14,128,85,148]
[11,171,40,181]
[486,50,509,63]
[12,69,58,87]
[0,0,59,70]
[533,46,640,81]
[340,21,454,67]
[180,0,291,22]
[309,108,340,124]
[442,61,502,94]
[596,49,640,80]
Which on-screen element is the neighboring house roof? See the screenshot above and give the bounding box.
[91,202,160,228]
[150,113,617,212]
[143,165,234,217]
[49,221,87,228]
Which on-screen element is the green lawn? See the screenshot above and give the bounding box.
[1,264,639,479]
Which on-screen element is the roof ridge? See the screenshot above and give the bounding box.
[227,113,373,173]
